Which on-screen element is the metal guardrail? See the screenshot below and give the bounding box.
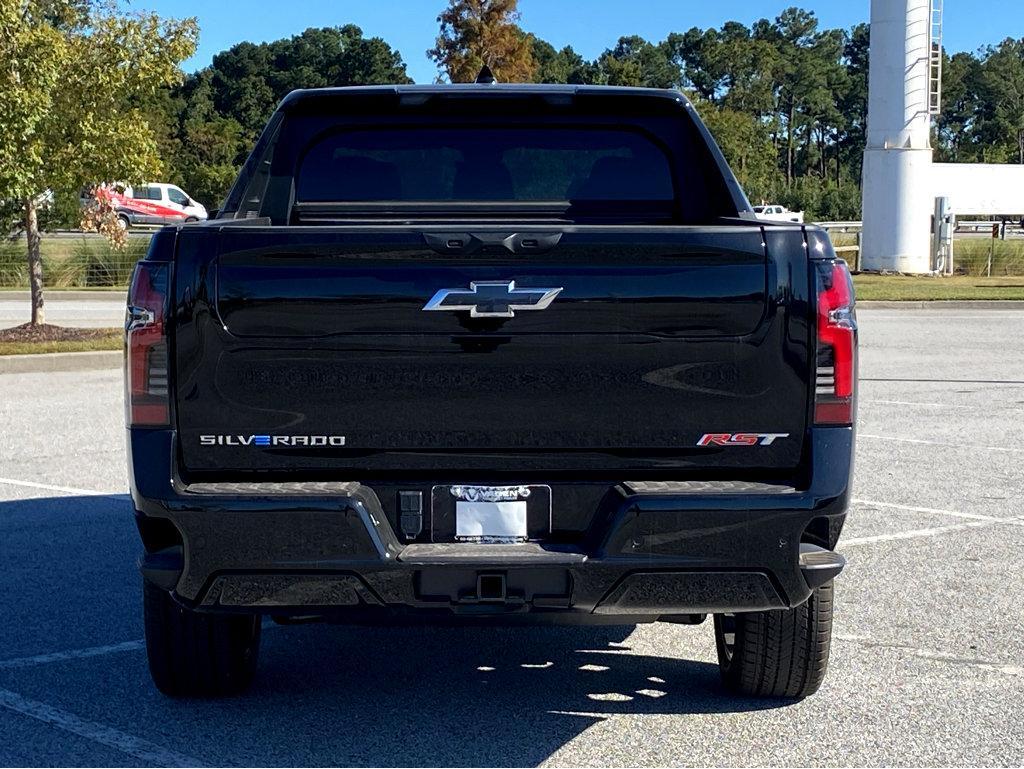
[953,221,1024,234]
[815,220,1024,235]
[816,221,863,232]
[48,228,155,239]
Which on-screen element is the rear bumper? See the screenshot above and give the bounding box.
[129,429,853,621]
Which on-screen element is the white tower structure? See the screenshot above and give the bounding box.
[860,0,937,273]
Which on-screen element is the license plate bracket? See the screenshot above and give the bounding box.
[430,485,551,542]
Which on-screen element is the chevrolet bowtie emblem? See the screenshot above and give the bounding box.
[422,281,563,318]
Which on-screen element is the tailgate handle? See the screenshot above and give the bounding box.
[423,232,562,255]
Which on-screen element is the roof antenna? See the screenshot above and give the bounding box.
[475,65,498,84]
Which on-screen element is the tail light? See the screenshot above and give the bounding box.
[125,262,169,426]
[814,260,856,426]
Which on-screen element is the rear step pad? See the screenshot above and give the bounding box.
[399,543,586,566]
[799,543,846,589]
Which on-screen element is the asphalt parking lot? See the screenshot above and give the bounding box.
[0,306,1022,767]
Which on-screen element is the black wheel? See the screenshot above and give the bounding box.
[184,216,198,223]
[117,214,130,231]
[713,581,834,698]
[143,579,261,697]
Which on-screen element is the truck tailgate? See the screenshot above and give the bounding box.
[172,225,811,476]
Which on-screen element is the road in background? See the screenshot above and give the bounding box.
[0,307,1022,766]
[0,292,126,330]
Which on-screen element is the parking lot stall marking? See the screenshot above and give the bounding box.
[833,635,1024,677]
[857,434,1024,453]
[0,641,145,671]
[842,516,1024,548]
[0,689,202,767]
[0,477,125,497]
[851,498,1022,522]
[860,377,1024,385]
[860,399,976,409]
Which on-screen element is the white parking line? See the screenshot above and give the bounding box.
[834,635,1023,677]
[0,622,276,672]
[0,641,144,671]
[852,498,1014,522]
[860,399,973,409]
[0,688,202,767]
[842,516,1024,547]
[0,477,123,497]
[858,434,1024,453]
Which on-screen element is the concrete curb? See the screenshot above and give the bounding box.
[0,350,122,375]
[858,300,1024,309]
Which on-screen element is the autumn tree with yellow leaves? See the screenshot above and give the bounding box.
[428,0,535,83]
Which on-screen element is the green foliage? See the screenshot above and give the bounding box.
[53,237,148,287]
[852,274,1024,301]
[0,1,199,204]
[697,102,782,201]
[769,178,861,221]
[530,39,600,84]
[155,25,412,207]
[0,239,29,288]
[952,238,1024,277]
[8,3,1018,241]
[0,0,197,323]
[598,36,680,88]
[937,38,1024,164]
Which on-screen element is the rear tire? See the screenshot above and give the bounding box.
[143,579,261,697]
[713,581,834,698]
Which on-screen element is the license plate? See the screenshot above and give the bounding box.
[431,485,550,543]
[456,500,527,541]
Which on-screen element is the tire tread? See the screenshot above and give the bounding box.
[715,581,834,698]
[143,580,260,697]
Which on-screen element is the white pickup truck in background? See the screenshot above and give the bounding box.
[753,204,804,223]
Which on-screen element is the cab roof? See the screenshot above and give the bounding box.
[278,83,693,112]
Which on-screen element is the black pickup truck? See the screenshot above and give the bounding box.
[126,82,856,699]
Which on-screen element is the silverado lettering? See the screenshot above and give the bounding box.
[125,80,857,699]
[199,435,346,447]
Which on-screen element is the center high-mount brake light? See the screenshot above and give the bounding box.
[126,262,169,426]
[814,260,857,426]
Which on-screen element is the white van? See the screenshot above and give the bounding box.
[103,183,208,228]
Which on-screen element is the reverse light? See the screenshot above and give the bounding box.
[125,262,169,426]
[814,260,857,426]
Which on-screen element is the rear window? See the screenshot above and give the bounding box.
[295,128,674,204]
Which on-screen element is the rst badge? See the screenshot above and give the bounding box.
[200,434,345,447]
[697,433,789,446]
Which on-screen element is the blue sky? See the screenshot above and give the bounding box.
[140,0,1022,83]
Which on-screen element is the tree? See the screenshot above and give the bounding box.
[598,35,681,88]
[835,23,869,185]
[665,28,725,100]
[428,0,535,83]
[0,0,197,325]
[159,26,411,208]
[530,38,601,84]
[979,38,1024,163]
[697,101,781,202]
[201,25,412,142]
[935,51,980,162]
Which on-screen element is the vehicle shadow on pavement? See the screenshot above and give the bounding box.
[223,622,791,765]
[0,494,793,767]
